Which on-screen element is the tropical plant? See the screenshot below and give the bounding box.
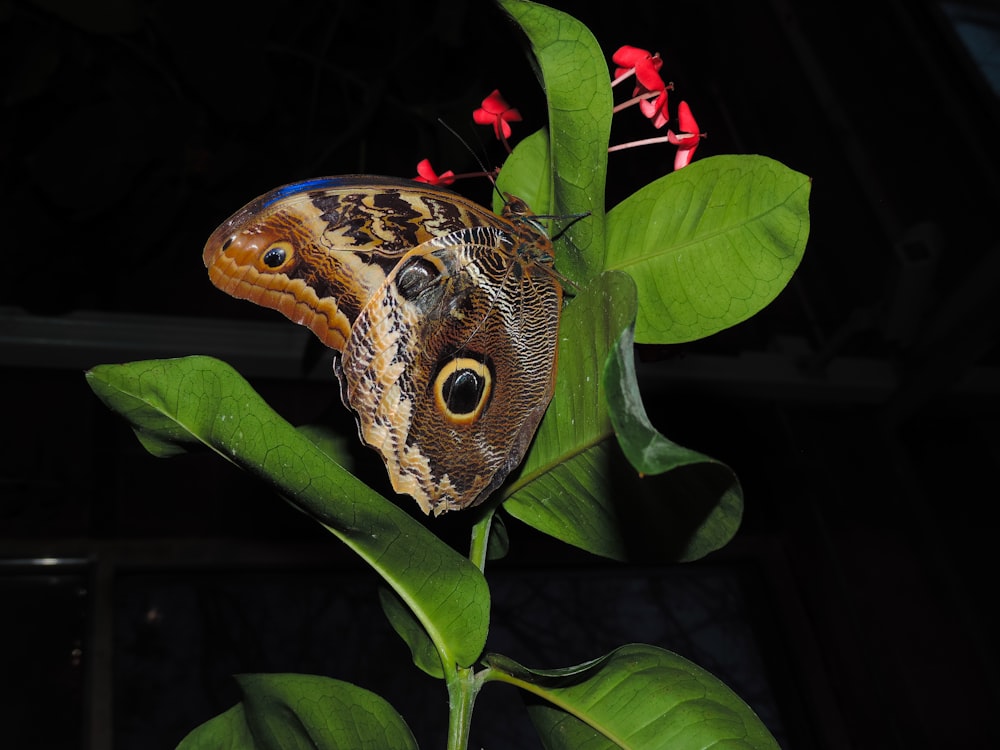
[86,1,810,747]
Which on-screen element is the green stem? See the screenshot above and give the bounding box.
[442,509,496,748]
[445,665,480,750]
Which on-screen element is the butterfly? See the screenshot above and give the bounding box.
[203,176,563,515]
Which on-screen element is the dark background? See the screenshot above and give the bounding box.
[2,0,998,747]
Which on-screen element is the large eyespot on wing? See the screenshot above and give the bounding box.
[433,356,493,425]
[203,181,566,515]
[339,226,563,516]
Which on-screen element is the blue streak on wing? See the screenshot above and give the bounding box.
[260,175,430,208]
[261,177,353,207]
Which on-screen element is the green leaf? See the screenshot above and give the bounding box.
[503,271,742,562]
[495,127,552,217]
[498,0,612,277]
[176,673,417,750]
[483,645,779,750]
[85,357,489,669]
[502,272,635,560]
[604,326,743,561]
[176,704,253,750]
[379,586,444,679]
[605,154,811,343]
[295,422,355,470]
[486,512,510,561]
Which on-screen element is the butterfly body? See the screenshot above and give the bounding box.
[204,177,562,515]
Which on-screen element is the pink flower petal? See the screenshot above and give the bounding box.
[639,92,669,128]
[674,148,695,170]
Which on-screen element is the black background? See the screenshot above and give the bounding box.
[2,0,998,747]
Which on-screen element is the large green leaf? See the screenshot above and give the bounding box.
[483,646,779,750]
[499,0,612,277]
[502,271,635,559]
[603,326,743,561]
[176,674,417,750]
[605,154,811,343]
[503,272,741,562]
[492,2,750,563]
[85,357,489,669]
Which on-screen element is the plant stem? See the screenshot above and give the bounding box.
[442,510,496,748]
[445,666,480,750]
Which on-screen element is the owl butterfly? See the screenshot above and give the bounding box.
[203,176,563,515]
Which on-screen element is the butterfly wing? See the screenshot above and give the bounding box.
[202,177,512,350]
[342,225,562,515]
[204,176,562,514]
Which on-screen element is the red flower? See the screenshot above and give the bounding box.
[666,101,704,170]
[612,45,670,127]
[472,89,522,141]
[639,91,670,129]
[612,46,666,93]
[413,159,455,186]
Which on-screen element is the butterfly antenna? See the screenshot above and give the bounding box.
[548,211,589,242]
[437,118,505,204]
[438,122,588,239]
